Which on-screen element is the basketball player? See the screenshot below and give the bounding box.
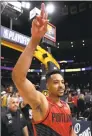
[12,3,77,136]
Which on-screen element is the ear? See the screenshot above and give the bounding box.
[46,83,49,90]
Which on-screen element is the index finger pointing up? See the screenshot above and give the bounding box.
[41,3,46,19]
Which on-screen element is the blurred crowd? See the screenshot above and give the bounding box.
[1,83,92,136]
[61,83,92,121]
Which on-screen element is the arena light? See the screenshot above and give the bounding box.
[1,66,92,72]
[61,69,65,72]
[40,69,42,72]
[8,2,22,12]
[1,2,23,20]
[83,43,85,46]
[26,3,30,9]
[21,2,25,8]
[58,60,74,63]
[65,68,81,72]
[37,72,40,75]
[82,40,84,42]
[59,61,67,63]
[54,67,57,70]
[71,42,73,44]
[81,68,85,71]
[21,2,30,9]
[29,7,40,20]
[46,3,55,14]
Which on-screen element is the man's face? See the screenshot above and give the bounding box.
[9,97,19,112]
[47,74,65,97]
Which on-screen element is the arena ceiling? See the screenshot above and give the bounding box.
[1,1,92,86]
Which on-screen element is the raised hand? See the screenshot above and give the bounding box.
[31,3,48,41]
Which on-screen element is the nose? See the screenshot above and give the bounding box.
[59,82,65,89]
[59,82,63,87]
[15,102,18,106]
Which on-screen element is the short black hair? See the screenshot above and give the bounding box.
[46,70,63,82]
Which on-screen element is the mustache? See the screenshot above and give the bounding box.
[58,88,65,91]
[58,86,64,89]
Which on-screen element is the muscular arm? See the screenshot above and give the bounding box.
[12,3,48,118]
[12,38,48,110]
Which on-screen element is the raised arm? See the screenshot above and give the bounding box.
[12,3,48,110]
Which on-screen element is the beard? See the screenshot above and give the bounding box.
[57,88,64,96]
[57,92,64,97]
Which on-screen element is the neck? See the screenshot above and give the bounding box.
[48,94,61,104]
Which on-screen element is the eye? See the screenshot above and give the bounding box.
[62,81,64,84]
[54,81,58,84]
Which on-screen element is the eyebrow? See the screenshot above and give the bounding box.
[52,79,64,82]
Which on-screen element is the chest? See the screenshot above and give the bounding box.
[48,105,72,123]
[37,105,72,136]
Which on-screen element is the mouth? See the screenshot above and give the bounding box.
[58,90,64,93]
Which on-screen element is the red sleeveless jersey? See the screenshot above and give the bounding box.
[32,97,72,136]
